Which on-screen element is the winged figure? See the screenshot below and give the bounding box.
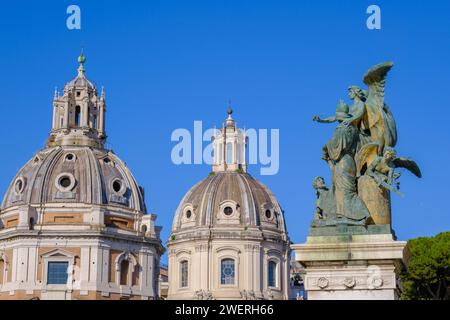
[339,62,397,156]
[359,145,421,195]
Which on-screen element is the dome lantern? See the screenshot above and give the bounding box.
[49,52,107,148]
[213,109,247,173]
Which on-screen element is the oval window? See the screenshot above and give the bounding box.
[65,153,75,161]
[112,180,122,193]
[14,178,25,194]
[223,206,233,216]
[186,210,192,219]
[265,209,272,219]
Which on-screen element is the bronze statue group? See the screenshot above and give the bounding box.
[311,62,421,228]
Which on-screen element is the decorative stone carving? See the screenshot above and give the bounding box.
[240,290,257,300]
[368,276,384,289]
[317,277,329,289]
[343,277,356,289]
[193,290,215,300]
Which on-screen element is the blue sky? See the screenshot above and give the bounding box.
[0,1,449,261]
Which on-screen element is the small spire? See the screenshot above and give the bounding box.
[101,86,105,99]
[77,49,86,76]
[227,100,233,119]
[226,102,235,128]
[54,87,58,99]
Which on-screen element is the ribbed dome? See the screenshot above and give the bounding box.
[66,75,95,89]
[2,145,146,212]
[65,53,95,89]
[172,172,287,236]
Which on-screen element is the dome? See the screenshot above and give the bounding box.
[1,145,146,212]
[167,111,290,300]
[66,75,95,89]
[172,171,288,238]
[0,54,163,300]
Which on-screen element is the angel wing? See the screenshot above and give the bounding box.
[363,61,393,109]
[392,157,422,178]
[381,103,398,148]
[363,62,397,149]
[355,142,379,175]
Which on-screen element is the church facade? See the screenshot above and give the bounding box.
[0,55,164,300]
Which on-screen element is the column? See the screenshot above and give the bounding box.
[98,103,105,135]
[52,104,57,129]
[26,247,37,294]
[79,247,90,294]
[64,102,69,129]
[82,102,89,127]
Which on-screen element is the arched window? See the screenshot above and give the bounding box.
[120,259,129,285]
[0,259,4,285]
[221,258,235,285]
[226,143,233,164]
[180,260,188,288]
[75,105,81,127]
[268,261,277,287]
[132,264,139,286]
[92,115,98,129]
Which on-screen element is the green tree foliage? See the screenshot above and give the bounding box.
[400,232,450,300]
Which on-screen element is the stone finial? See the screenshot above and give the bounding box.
[77,50,86,76]
[226,105,235,128]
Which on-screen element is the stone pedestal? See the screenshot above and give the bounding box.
[292,229,409,300]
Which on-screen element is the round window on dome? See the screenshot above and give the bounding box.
[111,178,126,196]
[60,177,71,188]
[14,177,26,195]
[265,209,272,219]
[186,210,192,219]
[113,180,122,193]
[65,153,75,161]
[223,206,234,216]
[55,173,76,192]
